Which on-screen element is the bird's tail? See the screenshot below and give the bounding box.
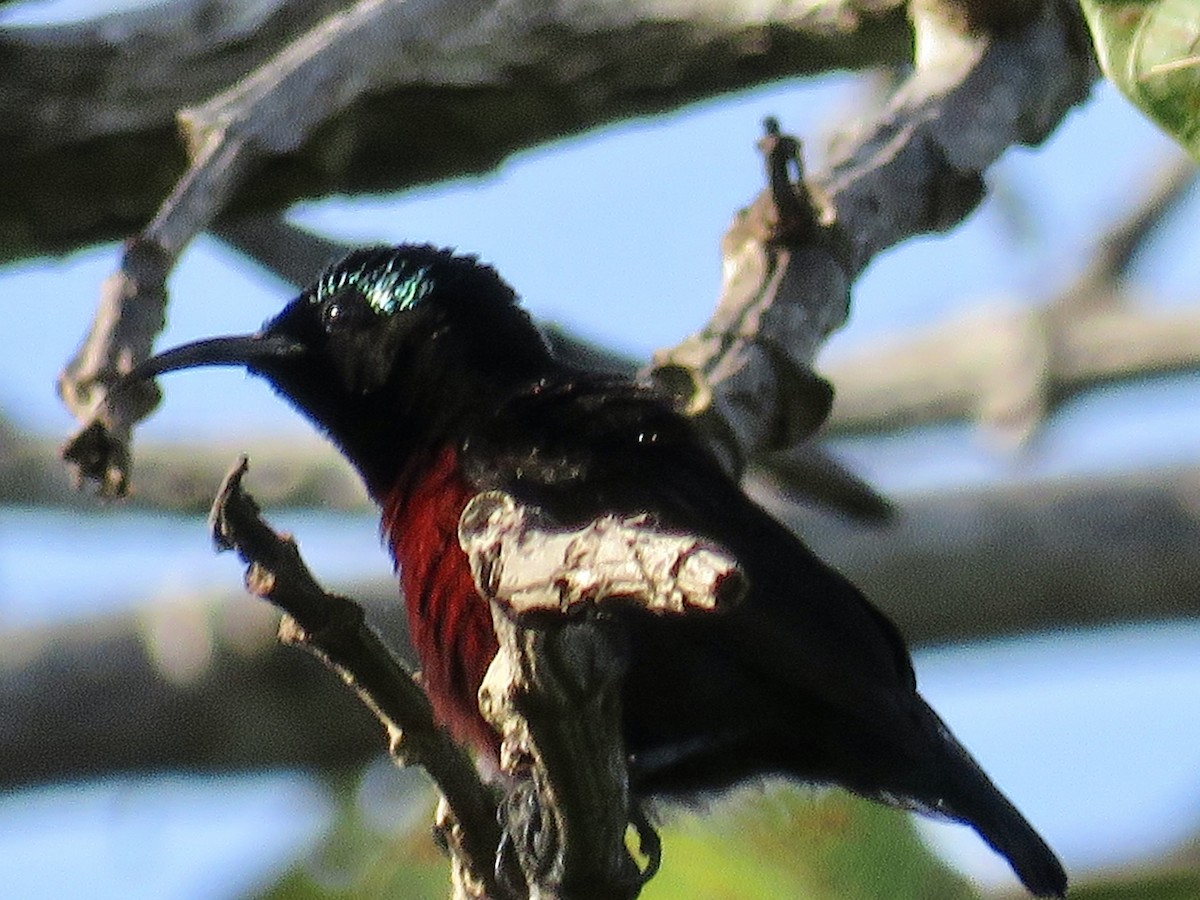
[917,708,1067,898]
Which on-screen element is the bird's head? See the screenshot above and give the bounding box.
[127,244,554,492]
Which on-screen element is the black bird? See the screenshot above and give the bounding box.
[130,244,1067,897]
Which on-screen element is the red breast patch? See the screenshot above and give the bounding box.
[380,445,500,755]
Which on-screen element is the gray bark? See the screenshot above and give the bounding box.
[820,153,1200,443]
[821,300,1200,442]
[1,0,909,263]
[648,0,1096,471]
[6,462,1199,791]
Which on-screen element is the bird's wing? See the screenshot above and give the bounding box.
[460,376,916,698]
[460,377,1068,898]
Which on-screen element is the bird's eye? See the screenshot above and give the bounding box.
[322,295,365,332]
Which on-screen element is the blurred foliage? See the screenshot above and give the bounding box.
[1082,0,1200,160]
[257,767,449,900]
[253,765,1200,899]
[640,786,974,900]
[257,773,976,900]
[1071,870,1200,899]
[255,765,1200,900]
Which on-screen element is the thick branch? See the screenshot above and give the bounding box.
[2,0,909,263]
[457,491,738,896]
[761,464,1200,643]
[0,593,382,790]
[9,462,1200,790]
[458,491,744,617]
[478,606,645,899]
[822,300,1200,441]
[651,2,1096,471]
[2,0,351,153]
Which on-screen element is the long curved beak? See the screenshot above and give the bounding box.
[126,332,306,382]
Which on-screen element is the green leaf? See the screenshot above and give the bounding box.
[642,787,976,900]
[1081,0,1200,160]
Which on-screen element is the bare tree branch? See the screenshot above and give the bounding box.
[819,152,1200,443]
[0,592,382,791]
[458,491,738,896]
[651,2,1096,472]
[213,212,352,286]
[2,0,910,263]
[194,457,740,897]
[206,456,510,898]
[1059,153,1199,310]
[459,491,745,617]
[2,0,352,152]
[10,462,1200,792]
[56,241,171,495]
[822,299,1200,442]
[769,463,1200,643]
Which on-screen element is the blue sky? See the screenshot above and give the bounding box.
[3,2,1200,896]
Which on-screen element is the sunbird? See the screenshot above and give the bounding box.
[128,245,1066,896]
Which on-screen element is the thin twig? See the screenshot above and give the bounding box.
[58,240,172,497]
[207,456,512,899]
[1060,154,1199,309]
[207,457,742,897]
[213,214,355,287]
